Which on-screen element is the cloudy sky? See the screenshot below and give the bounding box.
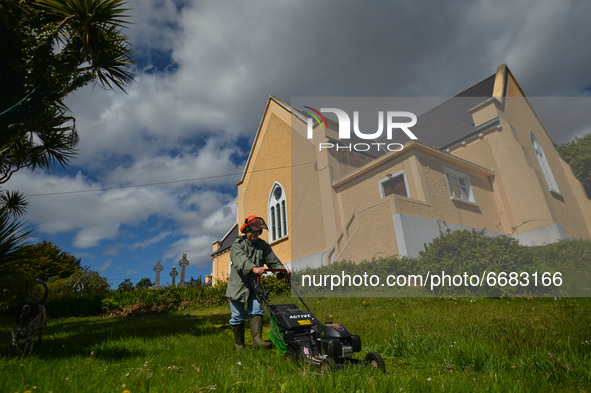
[6,0,591,288]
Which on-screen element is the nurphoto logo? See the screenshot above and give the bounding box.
[304,106,418,152]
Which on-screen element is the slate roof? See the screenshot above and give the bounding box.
[407,74,496,150]
[211,223,238,257]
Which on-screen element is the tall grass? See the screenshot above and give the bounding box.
[1,296,590,392]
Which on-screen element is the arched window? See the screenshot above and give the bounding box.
[530,131,560,194]
[268,182,288,242]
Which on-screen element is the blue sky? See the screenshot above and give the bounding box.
[6,0,591,288]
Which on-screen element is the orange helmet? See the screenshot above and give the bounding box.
[240,215,268,233]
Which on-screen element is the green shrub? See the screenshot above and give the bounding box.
[0,267,37,305]
[101,283,229,315]
[417,230,537,296]
[531,239,591,297]
[45,294,106,317]
[47,270,110,299]
[292,230,591,298]
[259,274,291,296]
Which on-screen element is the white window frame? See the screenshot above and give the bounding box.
[530,131,560,194]
[378,170,409,198]
[268,182,288,242]
[444,166,476,204]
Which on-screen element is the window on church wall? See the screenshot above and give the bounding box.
[447,173,469,200]
[530,131,560,194]
[270,206,276,240]
[444,167,476,204]
[379,170,409,199]
[268,182,288,242]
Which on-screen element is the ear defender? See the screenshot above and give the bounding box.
[240,216,268,233]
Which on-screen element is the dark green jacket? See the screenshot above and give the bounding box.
[225,236,285,302]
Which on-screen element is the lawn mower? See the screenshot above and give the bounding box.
[252,269,386,372]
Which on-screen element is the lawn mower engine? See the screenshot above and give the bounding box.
[267,301,384,371]
[269,303,361,365]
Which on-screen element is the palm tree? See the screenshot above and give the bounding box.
[35,0,135,91]
[0,0,134,263]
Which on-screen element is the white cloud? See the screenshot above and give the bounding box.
[164,235,218,270]
[99,259,112,272]
[131,231,173,250]
[102,137,242,188]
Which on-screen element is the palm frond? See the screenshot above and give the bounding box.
[0,190,28,218]
[0,211,32,267]
[35,0,135,92]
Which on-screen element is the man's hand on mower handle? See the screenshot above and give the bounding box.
[252,267,266,275]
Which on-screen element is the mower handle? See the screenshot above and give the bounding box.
[254,268,291,285]
[252,268,312,315]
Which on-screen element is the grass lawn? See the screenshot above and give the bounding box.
[1,296,590,392]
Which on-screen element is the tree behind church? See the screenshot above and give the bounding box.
[558,133,591,199]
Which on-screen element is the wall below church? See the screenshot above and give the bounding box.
[393,213,570,258]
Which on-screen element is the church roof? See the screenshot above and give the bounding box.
[408,74,496,150]
[211,223,238,257]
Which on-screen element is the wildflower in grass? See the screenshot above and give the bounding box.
[427,377,432,381]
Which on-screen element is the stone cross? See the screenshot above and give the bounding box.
[178,254,190,287]
[152,260,164,289]
[170,266,178,287]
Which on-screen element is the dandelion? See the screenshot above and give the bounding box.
[123,390,131,393]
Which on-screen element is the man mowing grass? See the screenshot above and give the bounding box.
[226,215,290,351]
